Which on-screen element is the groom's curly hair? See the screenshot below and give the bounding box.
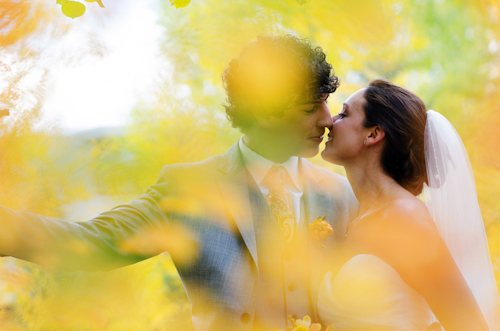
[363,79,428,195]
[222,34,339,132]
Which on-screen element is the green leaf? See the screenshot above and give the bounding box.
[170,0,191,9]
[61,1,86,19]
[84,0,105,8]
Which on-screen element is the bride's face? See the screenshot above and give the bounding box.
[321,88,368,165]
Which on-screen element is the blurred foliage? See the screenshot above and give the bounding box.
[0,0,500,329]
[170,0,191,9]
[0,256,192,330]
[57,0,105,19]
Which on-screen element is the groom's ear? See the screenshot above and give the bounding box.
[255,113,282,128]
[364,126,385,146]
[255,114,272,128]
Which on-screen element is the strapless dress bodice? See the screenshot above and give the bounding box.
[318,254,440,331]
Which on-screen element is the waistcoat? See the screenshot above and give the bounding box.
[248,174,312,330]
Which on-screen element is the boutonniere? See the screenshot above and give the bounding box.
[308,216,334,245]
[272,315,334,331]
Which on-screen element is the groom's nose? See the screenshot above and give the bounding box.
[317,102,333,128]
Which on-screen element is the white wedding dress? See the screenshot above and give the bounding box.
[317,254,438,331]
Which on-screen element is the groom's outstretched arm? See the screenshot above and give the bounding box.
[0,166,176,272]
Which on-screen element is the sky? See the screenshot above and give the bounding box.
[41,0,166,134]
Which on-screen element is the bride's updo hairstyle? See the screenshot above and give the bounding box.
[363,79,427,195]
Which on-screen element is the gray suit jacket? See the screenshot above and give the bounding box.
[0,141,357,331]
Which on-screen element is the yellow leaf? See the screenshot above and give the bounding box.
[57,0,68,4]
[170,0,191,9]
[61,1,86,19]
[84,0,105,8]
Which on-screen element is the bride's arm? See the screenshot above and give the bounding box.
[373,199,489,331]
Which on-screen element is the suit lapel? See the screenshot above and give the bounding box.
[216,141,258,269]
[301,159,333,228]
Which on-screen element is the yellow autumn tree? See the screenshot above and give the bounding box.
[1,0,500,329]
[0,0,196,329]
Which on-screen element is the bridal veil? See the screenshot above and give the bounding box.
[423,110,500,330]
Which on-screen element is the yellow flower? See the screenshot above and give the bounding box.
[295,315,311,327]
[310,323,322,331]
[272,315,333,331]
[309,216,334,242]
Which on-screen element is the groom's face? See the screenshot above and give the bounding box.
[266,93,333,158]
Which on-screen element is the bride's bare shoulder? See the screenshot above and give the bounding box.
[373,197,448,274]
[379,197,437,234]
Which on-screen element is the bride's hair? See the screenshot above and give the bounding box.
[363,79,427,195]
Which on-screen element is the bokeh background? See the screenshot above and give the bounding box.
[0,0,499,329]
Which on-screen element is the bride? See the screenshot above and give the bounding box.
[317,79,500,331]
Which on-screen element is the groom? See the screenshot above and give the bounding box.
[0,35,357,330]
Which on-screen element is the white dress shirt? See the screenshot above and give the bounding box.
[239,138,304,225]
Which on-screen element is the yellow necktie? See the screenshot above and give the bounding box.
[265,165,296,244]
